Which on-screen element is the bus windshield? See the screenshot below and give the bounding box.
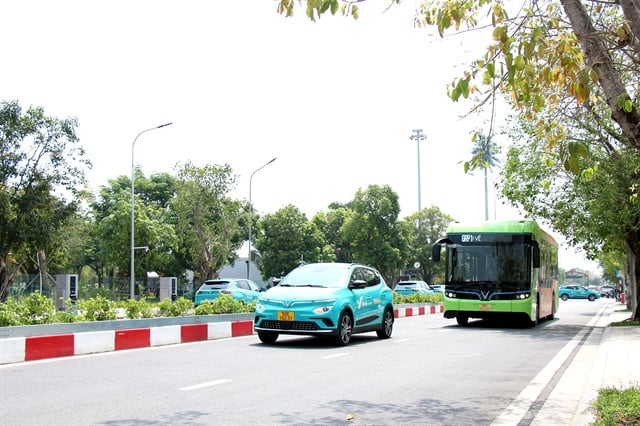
[447,242,529,288]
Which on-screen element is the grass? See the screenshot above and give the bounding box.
[591,385,640,425]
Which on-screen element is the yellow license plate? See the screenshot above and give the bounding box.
[277,311,295,321]
[479,304,492,311]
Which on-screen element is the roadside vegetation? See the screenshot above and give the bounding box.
[591,385,640,426]
[0,290,444,327]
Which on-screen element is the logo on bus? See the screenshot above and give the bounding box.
[461,234,482,242]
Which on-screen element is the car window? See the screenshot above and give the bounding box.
[200,281,229,290]
[248,281,260,291]
[360,268,380,287]
[236,281,251,290]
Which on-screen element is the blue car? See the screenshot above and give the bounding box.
[254,263,394,346]
[559,285,600,301]
[393,280,433,296]
[194,278,262,306]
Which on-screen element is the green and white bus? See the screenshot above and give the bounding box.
[431,220,559,326]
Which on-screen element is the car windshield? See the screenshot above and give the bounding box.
[397,283,418,288]
[278,265,350,288]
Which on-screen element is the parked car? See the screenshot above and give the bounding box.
[254,262,394,346]
[429,284,445,293]
[393,280,433,296]
[598,285,615,298]
[194,278,262,306]
[559,285,601,301]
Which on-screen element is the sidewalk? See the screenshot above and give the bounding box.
[533,302,640,425]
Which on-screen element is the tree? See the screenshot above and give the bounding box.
[170,162,245,284]
[340,184,406,284]
[469,132,500,221]
[255,205,330,279]
[311,206,353,263]
[0,100,89,301]
[402,206,454,284]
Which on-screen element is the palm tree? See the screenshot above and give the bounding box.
[470,133,500,221]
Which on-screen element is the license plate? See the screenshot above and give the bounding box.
[277,311,294,321]
[479,304,492,311]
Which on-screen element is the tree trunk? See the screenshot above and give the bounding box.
[560,0,640,151]
[628,239,640,319]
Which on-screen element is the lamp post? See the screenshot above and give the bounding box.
[409,129,426,212]
[247,157,277,279]
[130,122,173,299]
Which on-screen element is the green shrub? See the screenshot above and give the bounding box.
[393,292,443,305]
[0,298,23,326]
[157,297,193,317]
[194,294,255,315]
[591,385,640,425]
[120,298,153,319]
[77,295,116,321]
[21,292,57,325]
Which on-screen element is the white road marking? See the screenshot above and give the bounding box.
[322,352,350,360]
[491,305,609,425]
[180,379,232,391]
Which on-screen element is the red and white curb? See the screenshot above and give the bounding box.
[0,320,254,365]
[0,304,443,365]
[394,304,443,318]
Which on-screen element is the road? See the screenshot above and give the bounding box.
[0,298,614,425]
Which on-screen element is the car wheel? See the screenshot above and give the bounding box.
[258,331,279,344]
[376,308,394,339]
[334,311,353,346]
[456,314,469,326]
[588,294,596,301]
[561,294,569,301]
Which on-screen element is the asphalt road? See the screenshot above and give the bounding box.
[0,298,609,425]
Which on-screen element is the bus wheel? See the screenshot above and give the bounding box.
[548,297,556,320]
[456,314,469,326]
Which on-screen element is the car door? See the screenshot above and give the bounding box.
[353,267,381,327]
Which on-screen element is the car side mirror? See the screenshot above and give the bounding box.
[349,280,367,289]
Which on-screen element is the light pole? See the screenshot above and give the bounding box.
[409,129,426,212]
[247,157,277,279]
[130,122,173,299]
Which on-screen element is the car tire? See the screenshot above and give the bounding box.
[258,331,279,344]
[376,308,394,339]
[456,314,469,326]
[588,294,596,301]
[561,294,569,301]
[334,311,353,346]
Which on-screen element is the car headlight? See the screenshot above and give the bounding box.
[313,306,333,314]
[255,303,265,313]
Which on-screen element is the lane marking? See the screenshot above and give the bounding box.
[322,352,350,360]
[491,303,611,425]
[179,379,232,391]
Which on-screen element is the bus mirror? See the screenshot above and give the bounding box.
[532,242,540,268]
[432,245,441,262]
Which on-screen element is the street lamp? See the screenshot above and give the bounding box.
[247,157,277,279]
[409,129,426,212]
[130,122,173,299]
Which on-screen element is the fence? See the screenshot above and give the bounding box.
[10,274,195,301]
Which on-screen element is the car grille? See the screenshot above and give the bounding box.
[260,320,319,331]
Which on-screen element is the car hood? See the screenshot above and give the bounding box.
[260,285,341,302]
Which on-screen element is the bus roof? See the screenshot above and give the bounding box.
[446,219,557,246]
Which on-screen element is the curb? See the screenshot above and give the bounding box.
[0,304,443,365]
[0,320,254,365]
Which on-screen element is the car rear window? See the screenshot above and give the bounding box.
[200,281,230,290]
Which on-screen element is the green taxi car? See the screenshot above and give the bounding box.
[254,263,394,346]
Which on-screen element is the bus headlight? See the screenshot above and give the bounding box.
[516,293,530,299]
[445,292,456,298]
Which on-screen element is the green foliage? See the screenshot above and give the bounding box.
[255,205,327,279]
[120,298,154,319]
[194,294,255,315]
[20,292,57,325]
[157,297,193,317]
[0,298,23,326]
[77,295,116,321]
[393,292,444,305]
[591,385,640,426]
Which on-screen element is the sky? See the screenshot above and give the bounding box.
[1,0,599,272]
